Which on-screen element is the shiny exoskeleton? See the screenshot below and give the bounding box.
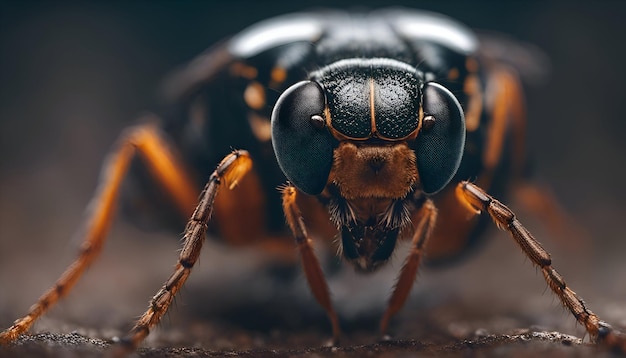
[160,9,496,266]
[1,8,625,354]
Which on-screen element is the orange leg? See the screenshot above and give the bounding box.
[380,199,437,335]
[457,181,626,352]
[0,122,198,344]
[115,150,252,352]
[281,184,341,344]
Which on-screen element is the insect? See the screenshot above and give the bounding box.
[1,7,625,354]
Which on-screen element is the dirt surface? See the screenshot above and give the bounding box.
[0,331,600,358]
[1,1,626,358]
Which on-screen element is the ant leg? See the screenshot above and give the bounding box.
[380,199,437,336]
[0,120,198,344]
[281,184,341,345]
[115,150,252,351]
[457,181,626,352]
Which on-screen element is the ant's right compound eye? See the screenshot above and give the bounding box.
[271,81,336,195]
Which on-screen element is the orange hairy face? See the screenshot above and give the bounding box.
[329,141,418,200]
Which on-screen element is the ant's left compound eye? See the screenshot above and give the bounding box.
[412,82,466,194]
[271,81,335,195]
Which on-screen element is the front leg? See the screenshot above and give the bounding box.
[281,184,341,344]
[457,181,626,352]
[380,198,437,335]
[114,150,252,353]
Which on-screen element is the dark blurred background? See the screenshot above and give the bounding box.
[0,0,625,352]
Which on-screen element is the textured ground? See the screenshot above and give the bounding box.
[1,1,626,358]
[0,331,600,358]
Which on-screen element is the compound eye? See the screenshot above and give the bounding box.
[412,82,466,194]
[271,81,335,195]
